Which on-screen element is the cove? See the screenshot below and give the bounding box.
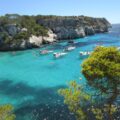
[0,27,120,120]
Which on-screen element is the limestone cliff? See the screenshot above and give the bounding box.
[37,16,111,39]
[0,14,111,51]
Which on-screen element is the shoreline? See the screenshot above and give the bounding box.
[0,32,109,52]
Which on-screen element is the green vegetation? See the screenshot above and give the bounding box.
[91,104,117,120]
[59,81,90,120]
[19,15,48,36]
[0,14,109,49]
[59,80,118,120]
[0,14,48,46]
[59,47,120,120]
[82,46,120,104]
[0,104,15,120]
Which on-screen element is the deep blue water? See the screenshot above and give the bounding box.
[0,25,120,120]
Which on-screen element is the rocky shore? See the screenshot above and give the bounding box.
[0,14,111,51]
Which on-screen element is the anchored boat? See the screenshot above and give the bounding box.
[53,52,67,58]
[117,47,120,51]
[64,46,76,52]
[40,50,53,55]
[79,51,92,58]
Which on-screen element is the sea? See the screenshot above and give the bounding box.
[0,24,120,120]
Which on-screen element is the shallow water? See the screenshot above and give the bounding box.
[0,26,120,120]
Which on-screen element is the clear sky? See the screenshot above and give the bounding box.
[0,0,120,23]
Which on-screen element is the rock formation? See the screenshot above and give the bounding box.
[29,29,57,47]
[0,14,111,51]
[37,16,111,39]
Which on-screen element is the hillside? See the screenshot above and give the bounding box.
[0,14,111,51]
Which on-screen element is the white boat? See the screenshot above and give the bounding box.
[94,43,104,49]
[40,50,53,55]
[64,46,76,52]
[53,52,67,58]
[79,51,92,58]
[117,47,120,51]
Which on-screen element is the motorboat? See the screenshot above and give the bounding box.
[80,51,92,55]
[79,51,92,58]
[64,46,76,52]
[94,43,104,49]
[94,45,104,48]
[117,47,120,51]
[40,50,53,55]
[53,52,67,58]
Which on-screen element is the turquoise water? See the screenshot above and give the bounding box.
[0,27,120,119]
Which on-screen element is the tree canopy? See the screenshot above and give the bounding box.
[0,104,15,120]
[59,81,90,120]
[82,46,120,103]
[59,46,120,120]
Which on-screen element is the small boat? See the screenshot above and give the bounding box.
[40,50,53,55]
[64,46,76,52]
[53,52,67,58]
[117,47,120,51]
[79,51,92,58]
[68,40,74,44]
[94,45,104,49]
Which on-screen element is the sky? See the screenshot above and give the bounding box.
[0,0,120,23]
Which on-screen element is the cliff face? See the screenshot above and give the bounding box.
[37,16,111,40]
[0,15,111,51]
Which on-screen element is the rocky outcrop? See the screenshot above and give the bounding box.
[29,29,57,47]
[43,29,57,43]
[0,15,111,51]
[29,35,43,47]
[37,16,111,40]
[85,26,95,35]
